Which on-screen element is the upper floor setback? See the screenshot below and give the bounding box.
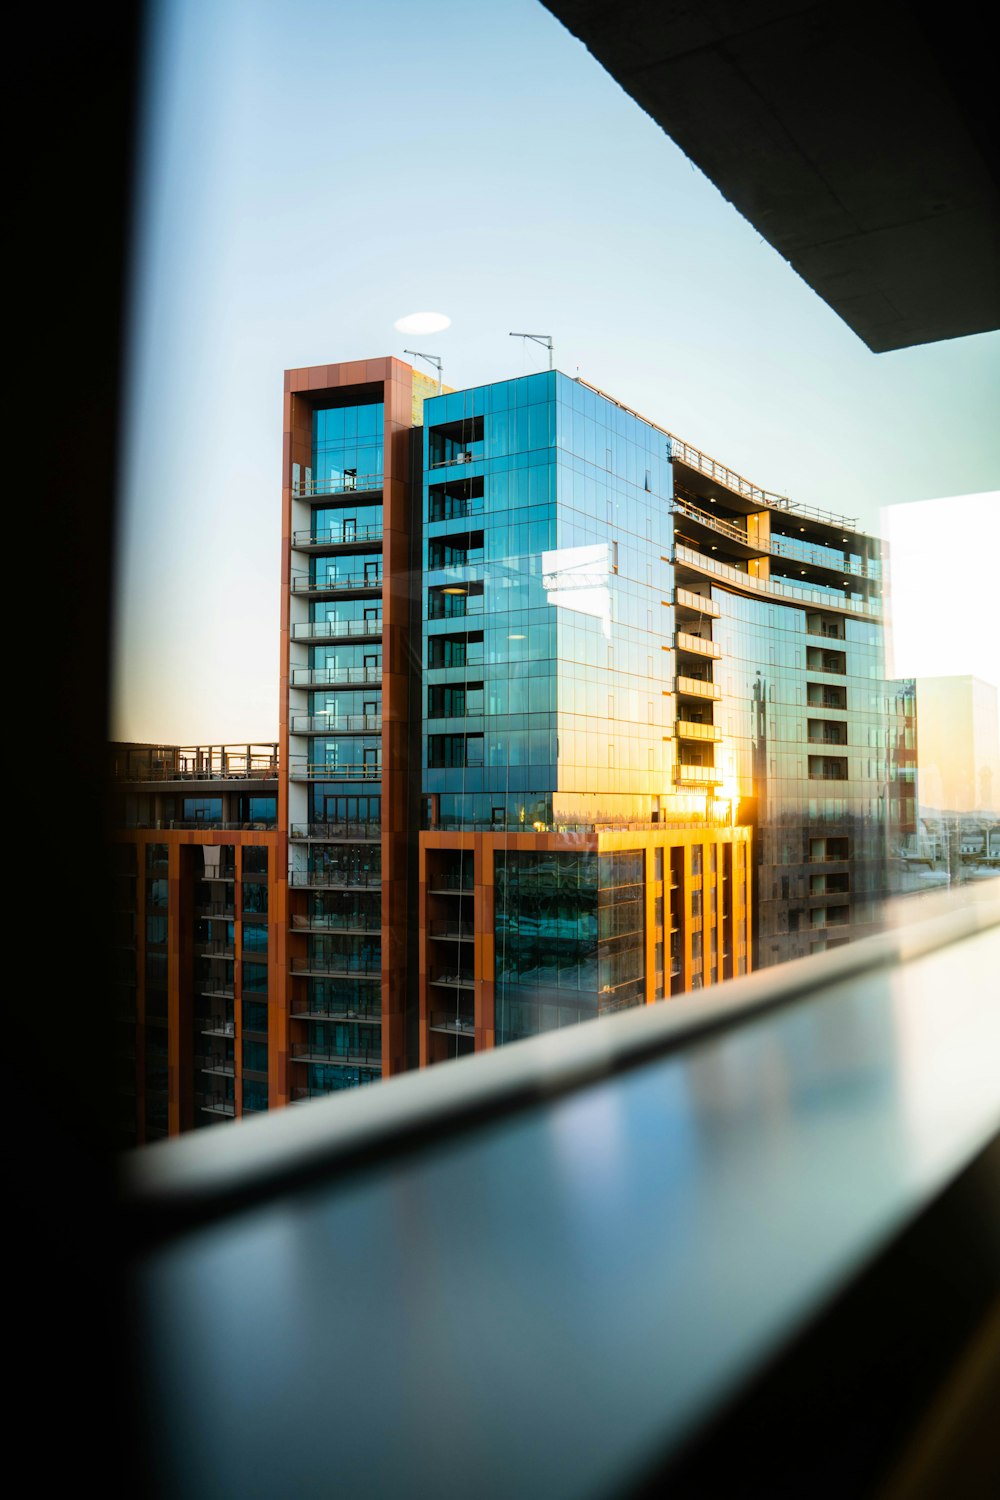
[282,361,882,561]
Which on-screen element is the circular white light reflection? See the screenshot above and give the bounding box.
[394,311,451,335]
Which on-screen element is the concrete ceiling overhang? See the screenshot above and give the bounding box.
[542,0,999,351]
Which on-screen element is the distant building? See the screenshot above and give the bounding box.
[915,676,1000,814]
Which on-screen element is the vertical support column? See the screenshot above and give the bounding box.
[167,840,183,1136]
[746,509,771,582]
[476,834,496,1050]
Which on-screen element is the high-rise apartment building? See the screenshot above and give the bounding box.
[115,356,914,1141]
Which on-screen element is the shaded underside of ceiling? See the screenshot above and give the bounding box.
[542,0,999,351]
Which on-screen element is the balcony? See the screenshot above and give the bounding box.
[290,714,382,735]
[288,869,381,890]
[195,901,235,919]
[290,914,381,935]
[292,473,382,498]
[291,523,383,550]
[199,1018,235,1038]
[674,764,723,786]
[291,618,382,643]
[673,496,766,557]
[288,762,382,781]
[428,920,475,941]
[198,1093,235,1118]
[290,1000,382,1023]
[675,721,721,742]
[199,983,235,1000]
[289,821,380,842]
[291,1043,383,1068]
[429,973,475,990]
[428,1011,476,1036]
[675,586,720,618]
[291,666,382,687]
[291,572,382,598]
[675,675,721,701]
[674,544,882,620]
[675,630,721,660]
[289,957,381,978]
[197,1055,235,1077]
[195,940,235,957]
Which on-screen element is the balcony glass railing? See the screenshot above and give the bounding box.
[290,1000,382,1022]
[288,869,381,889]
[289,821,381,840]
[428,1012,476,1035]
[292,524,383,548]
[290,1044,383,1067]
[674,545,881,618]
[675,675,722,700]
[291,619,382,641]
[675,630,721,659]
[675,721,721,741]
[292,473,383,497]
[673,764,723,785]
[675,587,720,617]
[291,666,382,687]
[291,572,383,595]
[290,956,382,976]
[428,920,475,940]
[288,762,382,781]
[290,714,382,734]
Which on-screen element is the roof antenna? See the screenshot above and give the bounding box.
[509,332,553,370]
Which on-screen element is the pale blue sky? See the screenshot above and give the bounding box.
[113,0,999,743]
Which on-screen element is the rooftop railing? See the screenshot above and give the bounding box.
[577,377,861,529]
